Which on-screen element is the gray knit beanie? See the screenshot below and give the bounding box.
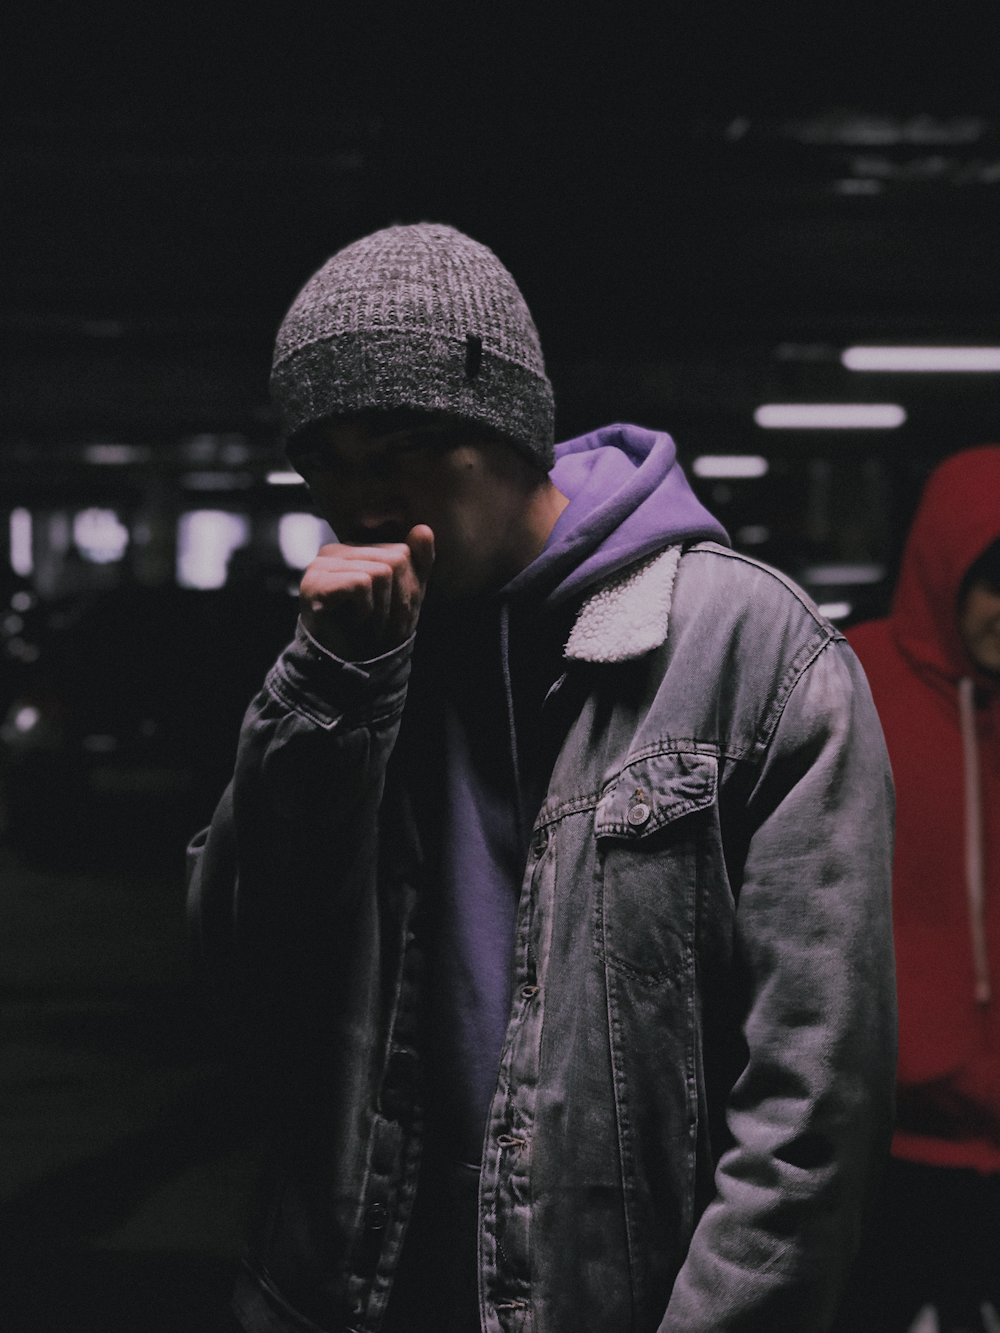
[270,223,555,468]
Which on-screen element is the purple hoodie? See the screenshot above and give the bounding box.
[402,426,727,1164]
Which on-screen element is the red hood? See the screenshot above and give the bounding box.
[891,445,1000,690]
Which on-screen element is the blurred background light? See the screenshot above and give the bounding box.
[803,562,886,585]
[181,472,253,491]
[693,455,769,478]
[181,435,249,465]
[736,525,770,545]
[267,471,306,486]
[176,511,250,589]
[13,705,40,734]
[84,444,151,465]
[10,508,33,577]
[817,601,853,621]
[754,404,907,428]
[842,346,1000,371]
[278,513,335,570]
[73,508,130,564]
[49,513,71,555]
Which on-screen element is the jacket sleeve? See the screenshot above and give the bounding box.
[185,618,413,1003]
[661,637,897,1332]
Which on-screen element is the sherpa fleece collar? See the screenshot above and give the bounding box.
[564,545,682,664]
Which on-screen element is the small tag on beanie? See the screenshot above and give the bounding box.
[465,333,483,378]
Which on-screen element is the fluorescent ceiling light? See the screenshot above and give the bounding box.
[817,601,852,621]
[693,455,769,479]
[842,346,1000,372]
[754,403,906,429]
[267,471,306,485]
[803,563,885,586]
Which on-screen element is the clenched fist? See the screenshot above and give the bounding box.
[299,524,435,661]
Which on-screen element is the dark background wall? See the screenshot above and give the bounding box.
[3,2,1000,592]
[4,3,1000,421]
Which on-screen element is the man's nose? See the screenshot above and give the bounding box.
[353,513,407,542]
[341,490,408,543]
[338,471,405,529]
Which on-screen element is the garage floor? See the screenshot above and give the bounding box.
[0,844,253,1332]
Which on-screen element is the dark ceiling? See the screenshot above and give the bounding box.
[3,2,1000,445]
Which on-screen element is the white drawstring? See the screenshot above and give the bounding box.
[958,676,991,1005]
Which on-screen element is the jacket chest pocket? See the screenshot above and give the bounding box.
[594,750,717,983]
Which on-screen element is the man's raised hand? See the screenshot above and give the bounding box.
[299,524,435,661]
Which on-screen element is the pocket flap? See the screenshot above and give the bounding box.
[595,750,717,839]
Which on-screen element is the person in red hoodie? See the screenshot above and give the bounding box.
[845,446,1000,1333]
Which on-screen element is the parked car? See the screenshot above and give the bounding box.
[0,583,299,866]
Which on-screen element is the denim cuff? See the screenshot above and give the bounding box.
[297,617,416,681]
[264,618,415,729]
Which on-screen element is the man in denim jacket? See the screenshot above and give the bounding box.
[188,223,896,1333]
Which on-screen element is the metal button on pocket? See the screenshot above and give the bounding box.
[366,1203,388,1231]
[627,802,651,826]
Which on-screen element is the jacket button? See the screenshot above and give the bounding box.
[366,1202,388,1231]
[531,826,549,855]
[627,802,651,826]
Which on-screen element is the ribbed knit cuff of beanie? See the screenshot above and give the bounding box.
[269,223,556,472]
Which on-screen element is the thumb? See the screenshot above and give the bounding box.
[407,524,436,587]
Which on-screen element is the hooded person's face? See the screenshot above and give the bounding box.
[288,419,567,600]
[959,577,1000,675]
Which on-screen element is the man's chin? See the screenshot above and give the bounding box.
[423,564,489,605]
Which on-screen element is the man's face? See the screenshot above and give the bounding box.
[288,419,543,600]
[958,578,1000,675]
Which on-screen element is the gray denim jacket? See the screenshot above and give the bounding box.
[187,541,896,1333]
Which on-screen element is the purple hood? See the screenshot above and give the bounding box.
[504,423,729,607]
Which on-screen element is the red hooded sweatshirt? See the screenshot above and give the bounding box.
[848,445,1000,1174]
